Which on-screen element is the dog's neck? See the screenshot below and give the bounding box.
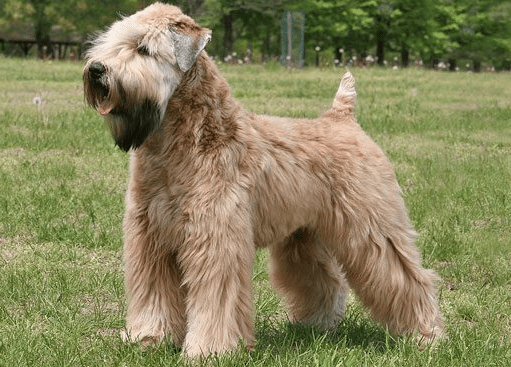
[165,53,244,154]
[171,53,238,112]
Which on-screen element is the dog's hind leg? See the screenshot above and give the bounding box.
[270,228,349,330]
[337,217,443,343]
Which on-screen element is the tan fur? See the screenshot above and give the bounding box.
[83,3,443,357]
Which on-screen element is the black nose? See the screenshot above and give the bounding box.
[89,62,106,80]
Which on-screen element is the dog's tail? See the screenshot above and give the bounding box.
[332,71,356,113]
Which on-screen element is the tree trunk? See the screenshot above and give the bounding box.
[263,31,270,62]
[473,60,481,72]
[33,0,53,59]
[335,45,343,65]
[376,16,388,66]
[448,58,457,71]
[35,20,53,59]
[222,13,234,60]
[376,34,385,66]
[401,47,409,68]
[431,58,439,69]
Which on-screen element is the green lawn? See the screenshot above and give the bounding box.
[0,58,510,366]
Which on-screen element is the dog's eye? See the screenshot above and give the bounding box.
[137,45,150,56]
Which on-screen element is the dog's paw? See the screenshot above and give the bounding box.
[121,327,164,347]
[417,325,447,350]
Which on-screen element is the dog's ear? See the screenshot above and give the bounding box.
[172,30,212,72]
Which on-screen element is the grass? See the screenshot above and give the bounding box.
[0,57,510,366]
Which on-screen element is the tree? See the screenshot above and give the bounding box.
[1,0,510,67]
[391,0,439,67]
[201,0,290,60]
[455,0,511,71]
[286,0,376,65]
[0,0,48,57]
[0,0,141,58]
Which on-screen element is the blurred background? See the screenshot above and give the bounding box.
[0,0,510,71]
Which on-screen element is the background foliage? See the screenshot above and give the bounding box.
[1,0,511,70]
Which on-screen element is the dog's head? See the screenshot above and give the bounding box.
[83,2,211,151]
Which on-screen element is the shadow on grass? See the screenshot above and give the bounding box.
[108,312,396,365]
[254,311,396,355]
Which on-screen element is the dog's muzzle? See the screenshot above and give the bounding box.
[84,61,163,152]
[87,61,109,100]
[89,61,106,80]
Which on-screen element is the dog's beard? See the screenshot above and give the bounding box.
[85,77,163,152]
[105,99,162,152]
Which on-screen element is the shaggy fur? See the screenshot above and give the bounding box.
[83,3,443,357]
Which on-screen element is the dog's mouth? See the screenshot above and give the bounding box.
[97,99,116,116]
[84,61,116,115]
[92,84,112,115]
[87,84,114,115]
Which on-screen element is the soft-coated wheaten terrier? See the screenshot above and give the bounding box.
[83,2,443,357]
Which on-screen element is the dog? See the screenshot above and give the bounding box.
[83,2,443,357]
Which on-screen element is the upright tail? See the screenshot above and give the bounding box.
[332,71,356,112]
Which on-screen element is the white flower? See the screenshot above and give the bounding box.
[33,96,41,105]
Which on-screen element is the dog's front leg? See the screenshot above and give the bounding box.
[123,204,187,347]
[177,207,255,357]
